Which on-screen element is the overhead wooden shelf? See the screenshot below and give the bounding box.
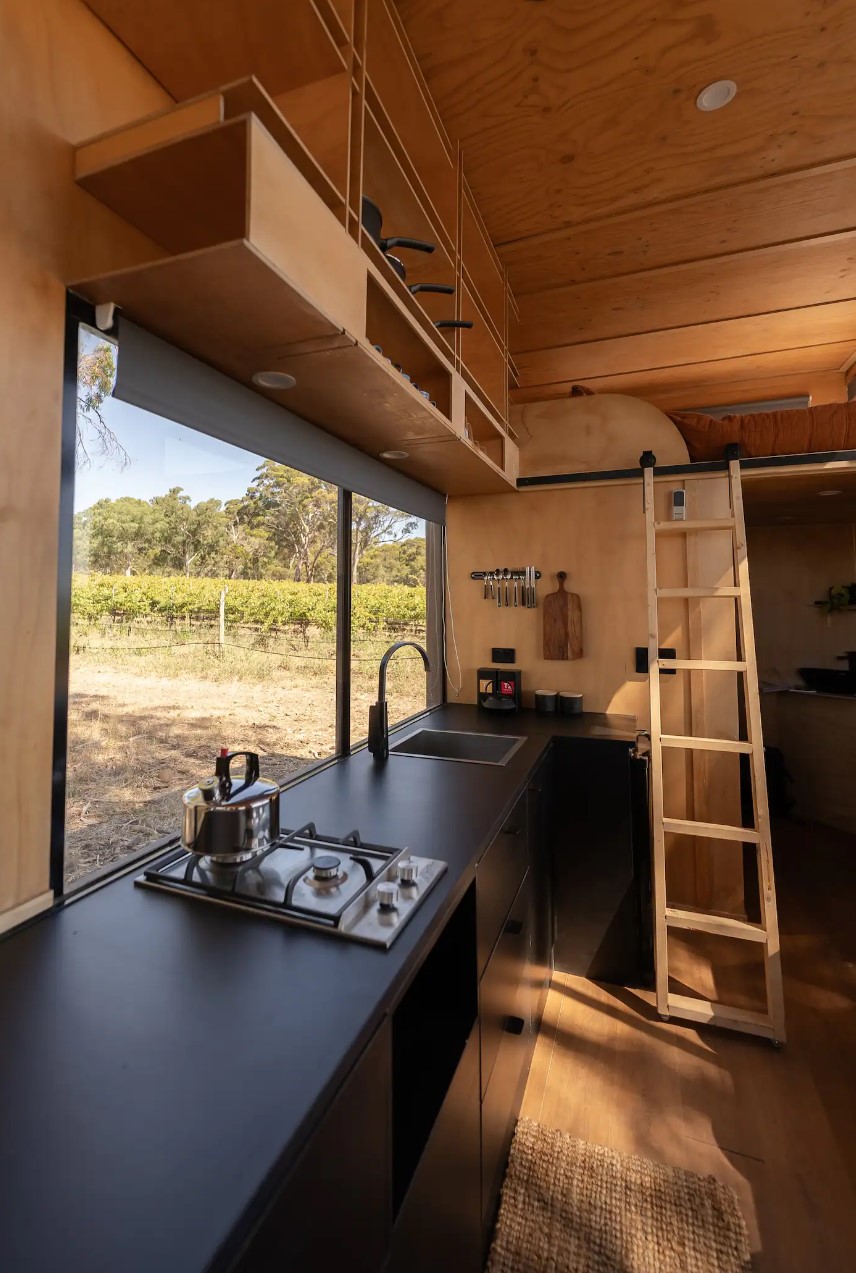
[81,0,516,429]
[75,78,347,226]
[83,0,350,99]
[71,96,516,497]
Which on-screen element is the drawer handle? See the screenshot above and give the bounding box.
[503,919,523,936]
[502,825,523,838]
[505,1015,526,1036]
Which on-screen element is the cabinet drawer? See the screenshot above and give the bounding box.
[477,793,528,975]
[479,871,530,1097]
[481,980,530,1244]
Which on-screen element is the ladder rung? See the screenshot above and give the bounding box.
[663,817,760,843]
[655,658,747,671]
[657,586,740,598]
[661,734,753,754]
[666,993,776,1040]
[665,907,767,942]
[654,519,735,534]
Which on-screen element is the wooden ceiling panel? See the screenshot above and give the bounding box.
[500,161,856,297]
[743,468,856,525]
[396,0,856,243]
[393,0,856,415]
[510,343,855,407]
[514,304,856,389]
[513,236,856,354]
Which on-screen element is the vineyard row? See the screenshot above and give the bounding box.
[71,574,427,633]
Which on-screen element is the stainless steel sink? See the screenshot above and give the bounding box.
[389,729,526,766]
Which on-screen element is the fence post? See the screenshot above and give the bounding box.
[219,587,227,649]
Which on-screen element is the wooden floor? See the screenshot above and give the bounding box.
[522,820,856,1272]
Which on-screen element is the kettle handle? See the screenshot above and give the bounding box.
[215,750,260,792]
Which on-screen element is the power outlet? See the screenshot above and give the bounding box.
[492,647,516,664]
[635,646,676,676]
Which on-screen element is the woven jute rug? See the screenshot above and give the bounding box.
[487,1119,751,1273]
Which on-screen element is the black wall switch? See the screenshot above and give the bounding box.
[492,647,515,664]
[635,647,677,676]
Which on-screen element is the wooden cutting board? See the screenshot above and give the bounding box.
[543,572,583,660]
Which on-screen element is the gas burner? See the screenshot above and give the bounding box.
[137,826,446,948]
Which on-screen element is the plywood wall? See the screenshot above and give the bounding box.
[748,522,856,684]
[0,0,170,920]
[446,473,746,910]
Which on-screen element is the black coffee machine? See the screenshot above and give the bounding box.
[477,667,522,712]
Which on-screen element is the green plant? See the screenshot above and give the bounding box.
[824,585,851,614]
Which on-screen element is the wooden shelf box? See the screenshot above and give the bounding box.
[71,92,517,496]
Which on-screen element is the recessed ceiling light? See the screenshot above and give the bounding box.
[252,370,297,389]
[818,489,843,497]
[696,79,737,112]
[380,449,409,460]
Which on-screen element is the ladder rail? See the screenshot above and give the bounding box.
[642,461,670,1017]
[728,457,787,1042]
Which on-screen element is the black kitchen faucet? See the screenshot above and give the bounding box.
[368,641,431,761]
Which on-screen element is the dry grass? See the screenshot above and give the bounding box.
[66,621,427,884]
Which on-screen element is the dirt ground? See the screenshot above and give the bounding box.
[65,637,426,884]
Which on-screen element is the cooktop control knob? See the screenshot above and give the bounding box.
[312,855,342,881]
[377,881,399,910]
[398,860,419,885]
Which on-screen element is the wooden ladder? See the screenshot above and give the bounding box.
[641,446,786,1045]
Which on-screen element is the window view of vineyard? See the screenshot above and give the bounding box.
[67,330,429,886]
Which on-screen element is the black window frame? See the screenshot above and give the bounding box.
[53,294,445,899]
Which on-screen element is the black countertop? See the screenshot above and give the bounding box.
[0,705,635,1273]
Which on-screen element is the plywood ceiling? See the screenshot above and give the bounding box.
[395,0,856,411]
[743,467,856,525]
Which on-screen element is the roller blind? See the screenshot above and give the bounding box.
[112,319,446,524]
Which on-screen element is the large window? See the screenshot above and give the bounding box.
[351,498,431,740]
[60,320,442,889]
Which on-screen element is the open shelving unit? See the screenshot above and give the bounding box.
[74,0,517,496]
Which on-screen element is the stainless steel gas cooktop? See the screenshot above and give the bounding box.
[137,823,446,948]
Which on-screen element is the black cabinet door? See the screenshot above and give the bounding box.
[231,1022,391,1273]
[480,985,530,1248]
[476,793,529,975]
[552,738,651,986]
[386,1027,482,1273]
[527,753,554,1029]
[479,872,531,1096]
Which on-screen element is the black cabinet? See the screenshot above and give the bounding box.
[479,871,531,1096]
[552,738,653,987]
[232,1021,391,1273]
[477,787,545,1252]
[528,753,554,1030]
[385,1027,482,1273]
[480,984,530,1242]
[476,792,529,975]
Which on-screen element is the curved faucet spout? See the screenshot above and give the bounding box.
[369,641,431,762]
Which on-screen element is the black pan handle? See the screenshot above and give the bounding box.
[382,235,435,254]
[409,283,455,295]
[435,319,474,329]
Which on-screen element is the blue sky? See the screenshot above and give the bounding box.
[74,394,264,513]
[74,335,424,538]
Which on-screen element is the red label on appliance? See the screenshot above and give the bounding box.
[499,679,514,696]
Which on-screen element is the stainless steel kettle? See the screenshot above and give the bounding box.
[182,750,280,862]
